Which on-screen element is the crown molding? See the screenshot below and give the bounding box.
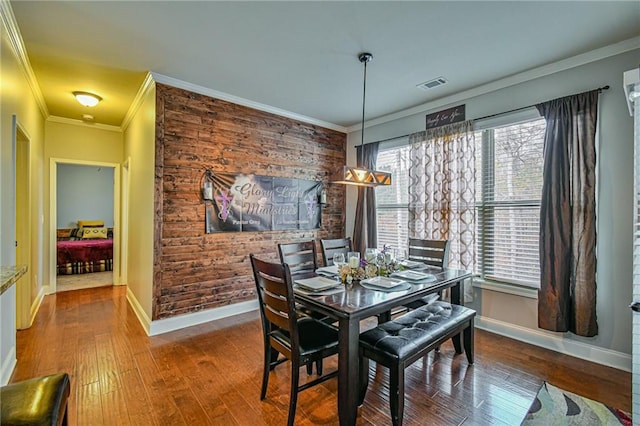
[121,72,155,131]
[350,35,640,133]
[47,115,122,133]
[151,72,348,134]
[0,0,49,118]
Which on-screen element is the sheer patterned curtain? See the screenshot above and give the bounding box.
[537,90,599,337]
[352,142,379,254]
[408,121,476,300]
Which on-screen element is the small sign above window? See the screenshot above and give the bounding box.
[425,104,466,130]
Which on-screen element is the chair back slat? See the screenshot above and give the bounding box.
[277,241,318,273]
[408,238,450,268]
[320,238,353,266]
[264,304,291,331]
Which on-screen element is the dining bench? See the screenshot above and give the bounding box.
[359,301,475,426]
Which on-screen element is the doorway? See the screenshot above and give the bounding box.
[49,158,121,293]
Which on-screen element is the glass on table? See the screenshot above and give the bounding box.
[333,252,346,267]
[347,252,360,268]
[384,249,394,264]
[365,248,378,264]
[396,249,407,262]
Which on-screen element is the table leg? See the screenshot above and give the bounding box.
[338,317,360,425]
[451,278,464,354]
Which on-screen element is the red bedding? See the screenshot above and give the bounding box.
[57,239,113,275]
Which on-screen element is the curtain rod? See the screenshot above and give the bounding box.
[368,85,610,146]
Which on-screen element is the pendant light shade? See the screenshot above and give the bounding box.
[332,52,391,187]
[332,165,392,186]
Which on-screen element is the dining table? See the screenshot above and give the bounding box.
[293,266,472,426]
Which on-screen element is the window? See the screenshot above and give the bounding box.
[375,144,410,256]
[375,115,545,290]
[475,117,546,288]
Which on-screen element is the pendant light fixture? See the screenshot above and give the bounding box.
[332,52,392,187]
[73,91,102,107]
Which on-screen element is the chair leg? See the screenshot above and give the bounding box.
[389,363,405,426]
[377,310,391,324]
[463,321,474,364]
[269,347,279,371]
[315,359,323,375]
[288,360,300,426]
[306,363,313,375]
[358,356,370,406]
[261,346,277,400]
[451,333,463,354]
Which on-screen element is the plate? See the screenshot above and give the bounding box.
[294,276,340,292]
[399,260,426,269]
[390,270,437,282]
[360,276,406,289]
[360,281,411,292]
[294,285,345,296]
[315,265,339,276]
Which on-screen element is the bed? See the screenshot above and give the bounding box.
[56,221,113,275]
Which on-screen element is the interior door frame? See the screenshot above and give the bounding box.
[14,116,33,329]
[121,157,131,286]
[49,158,121,294]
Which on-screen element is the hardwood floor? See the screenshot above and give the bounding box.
[12,286,631,425]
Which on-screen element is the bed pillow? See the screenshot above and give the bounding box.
[81,227,108,239]
[78,220,104,228]
[69,228,82,240]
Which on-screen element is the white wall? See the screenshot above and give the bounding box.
[122,82,156,331]
[56,164,114,228]
[0,8,46,384]
[44,120,123,290]
[346,48,639,363]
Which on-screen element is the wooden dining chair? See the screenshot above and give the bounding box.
[277,239,334,363]
[277,241,318,277]
[407,238,450,268]
[319,237,353,266]
[250,255,339,426]
[403,238,450,310]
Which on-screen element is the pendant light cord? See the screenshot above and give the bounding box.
[360,58,368,167]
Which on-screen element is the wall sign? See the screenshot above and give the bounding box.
[204,172,322,233]
[425,104,466,130]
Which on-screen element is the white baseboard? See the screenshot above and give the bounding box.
[0,345,16,386]
[29,288,45,326]
[125,288,259,337]
[126,287,152,334]
[476,315,632,372]
[148,300,259,336]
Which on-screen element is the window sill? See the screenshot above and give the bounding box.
[472,278,539,299]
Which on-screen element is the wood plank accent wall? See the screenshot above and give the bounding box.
[153,83,347,320]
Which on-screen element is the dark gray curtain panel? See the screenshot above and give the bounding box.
[353,142,379,254]
[536,89,599,337]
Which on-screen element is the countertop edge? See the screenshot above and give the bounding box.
[0,265,28,296]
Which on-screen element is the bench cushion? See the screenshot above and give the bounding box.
[360,301,475,361]
[1,373,70,426]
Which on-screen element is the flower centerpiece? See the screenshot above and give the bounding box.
[338,245,402,284]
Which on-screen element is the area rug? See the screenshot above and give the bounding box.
[521,382,632,425]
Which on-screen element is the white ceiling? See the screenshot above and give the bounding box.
[9,1,640,129]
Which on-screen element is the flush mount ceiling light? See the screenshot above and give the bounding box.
[332,53,392,187]
[73,91,102,107]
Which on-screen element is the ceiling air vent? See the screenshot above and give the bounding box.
[417,77,448,91]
